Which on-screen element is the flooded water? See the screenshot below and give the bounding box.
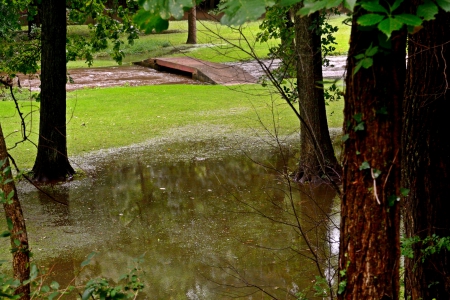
[6,141,339,299]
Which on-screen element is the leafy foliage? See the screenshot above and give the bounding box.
[67,0,140,66]
[219,0,275,25]
[402,235,450,262]
[1,0,140,78]
[134,0,199,32]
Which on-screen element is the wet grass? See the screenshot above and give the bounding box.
[67,15,350,68]
[0,84,343,169]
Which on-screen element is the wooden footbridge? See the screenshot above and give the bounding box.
[134,57,257,85]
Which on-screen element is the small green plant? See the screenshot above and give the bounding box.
[402,234,450,262]
[0,249,144,299]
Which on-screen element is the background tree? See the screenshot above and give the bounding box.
[186,2,197,44]
[29,0,139,181]
[32,0,74,182]
[27,0,41,38]
[293,6,340,182]
[403,2,450,298]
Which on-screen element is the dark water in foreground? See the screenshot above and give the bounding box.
[7,144,338,299]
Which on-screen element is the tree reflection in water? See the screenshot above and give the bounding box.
[13,142,338,299]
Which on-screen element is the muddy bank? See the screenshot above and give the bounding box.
[17,65,200,92]
[15,56,346,92]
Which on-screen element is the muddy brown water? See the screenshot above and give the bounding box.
[16,56,346,91]
[3,141,339,299]
[17,65,200,92]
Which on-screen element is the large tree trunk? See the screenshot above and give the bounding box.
[403,4,450,298]
[337,7,406,299]
[0,124,30,300]
[293,10,340,183]
[32,0,75,182]
[186,5,197,44]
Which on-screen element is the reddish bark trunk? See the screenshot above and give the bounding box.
[337,6,406,299]
[403,3,450,298]
[0,124,30,300]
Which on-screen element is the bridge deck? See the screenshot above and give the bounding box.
[135,57,257,85]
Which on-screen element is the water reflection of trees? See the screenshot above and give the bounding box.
[15,147,338,299]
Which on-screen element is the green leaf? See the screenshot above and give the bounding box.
[344,0,356,11]
[357,13,385,26]
[279,0,301,5]
[337,279,347,294]
[394,14,422,26]
[299,0,328,15]
[361,57,373,68]
[325,0,343,9]
[359,161,370,170]
[390,0,404,12]
[6,218,13,231]
[220,0,275,25]
[81,287,95,300]
[417,1,439,20]
[7,190,14,201]
[81,252,97,267]
[377,106,388,115]
[437,0,450,11]
[378,17,404,39]
[133,9,169,33]
[354,121,365,131]
[353,113,363,123]
[372,168,382,178]
[30,264,38,281]
[41,285,50,293]
[0,230,11,237]
[341,134,349,142]
[400,187,410,197]
[365,45,378,56]
[353,60,363,75]
[388,195,397,207]
[50,281,60,290]
[48,291,59,300]
[354,53,365,59]
[361,1,388,13]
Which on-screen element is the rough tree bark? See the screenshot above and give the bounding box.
[32,0,75,182]
[337,6,406,299]
[293,10,341,183]
[186,5,197,44]
[403,4,450,298]
[0,124,30,300]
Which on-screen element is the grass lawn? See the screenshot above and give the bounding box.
[0,84,344,169]
[2,13,347,169]
[67,15,350,68]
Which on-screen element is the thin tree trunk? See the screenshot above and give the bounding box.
[32,0,75,182]
[337,6,406,299]
[0,124,30,300]
[27,0,41,39]
[293,10,340,183]
[186,5,197,44]
[403,4,450,298]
